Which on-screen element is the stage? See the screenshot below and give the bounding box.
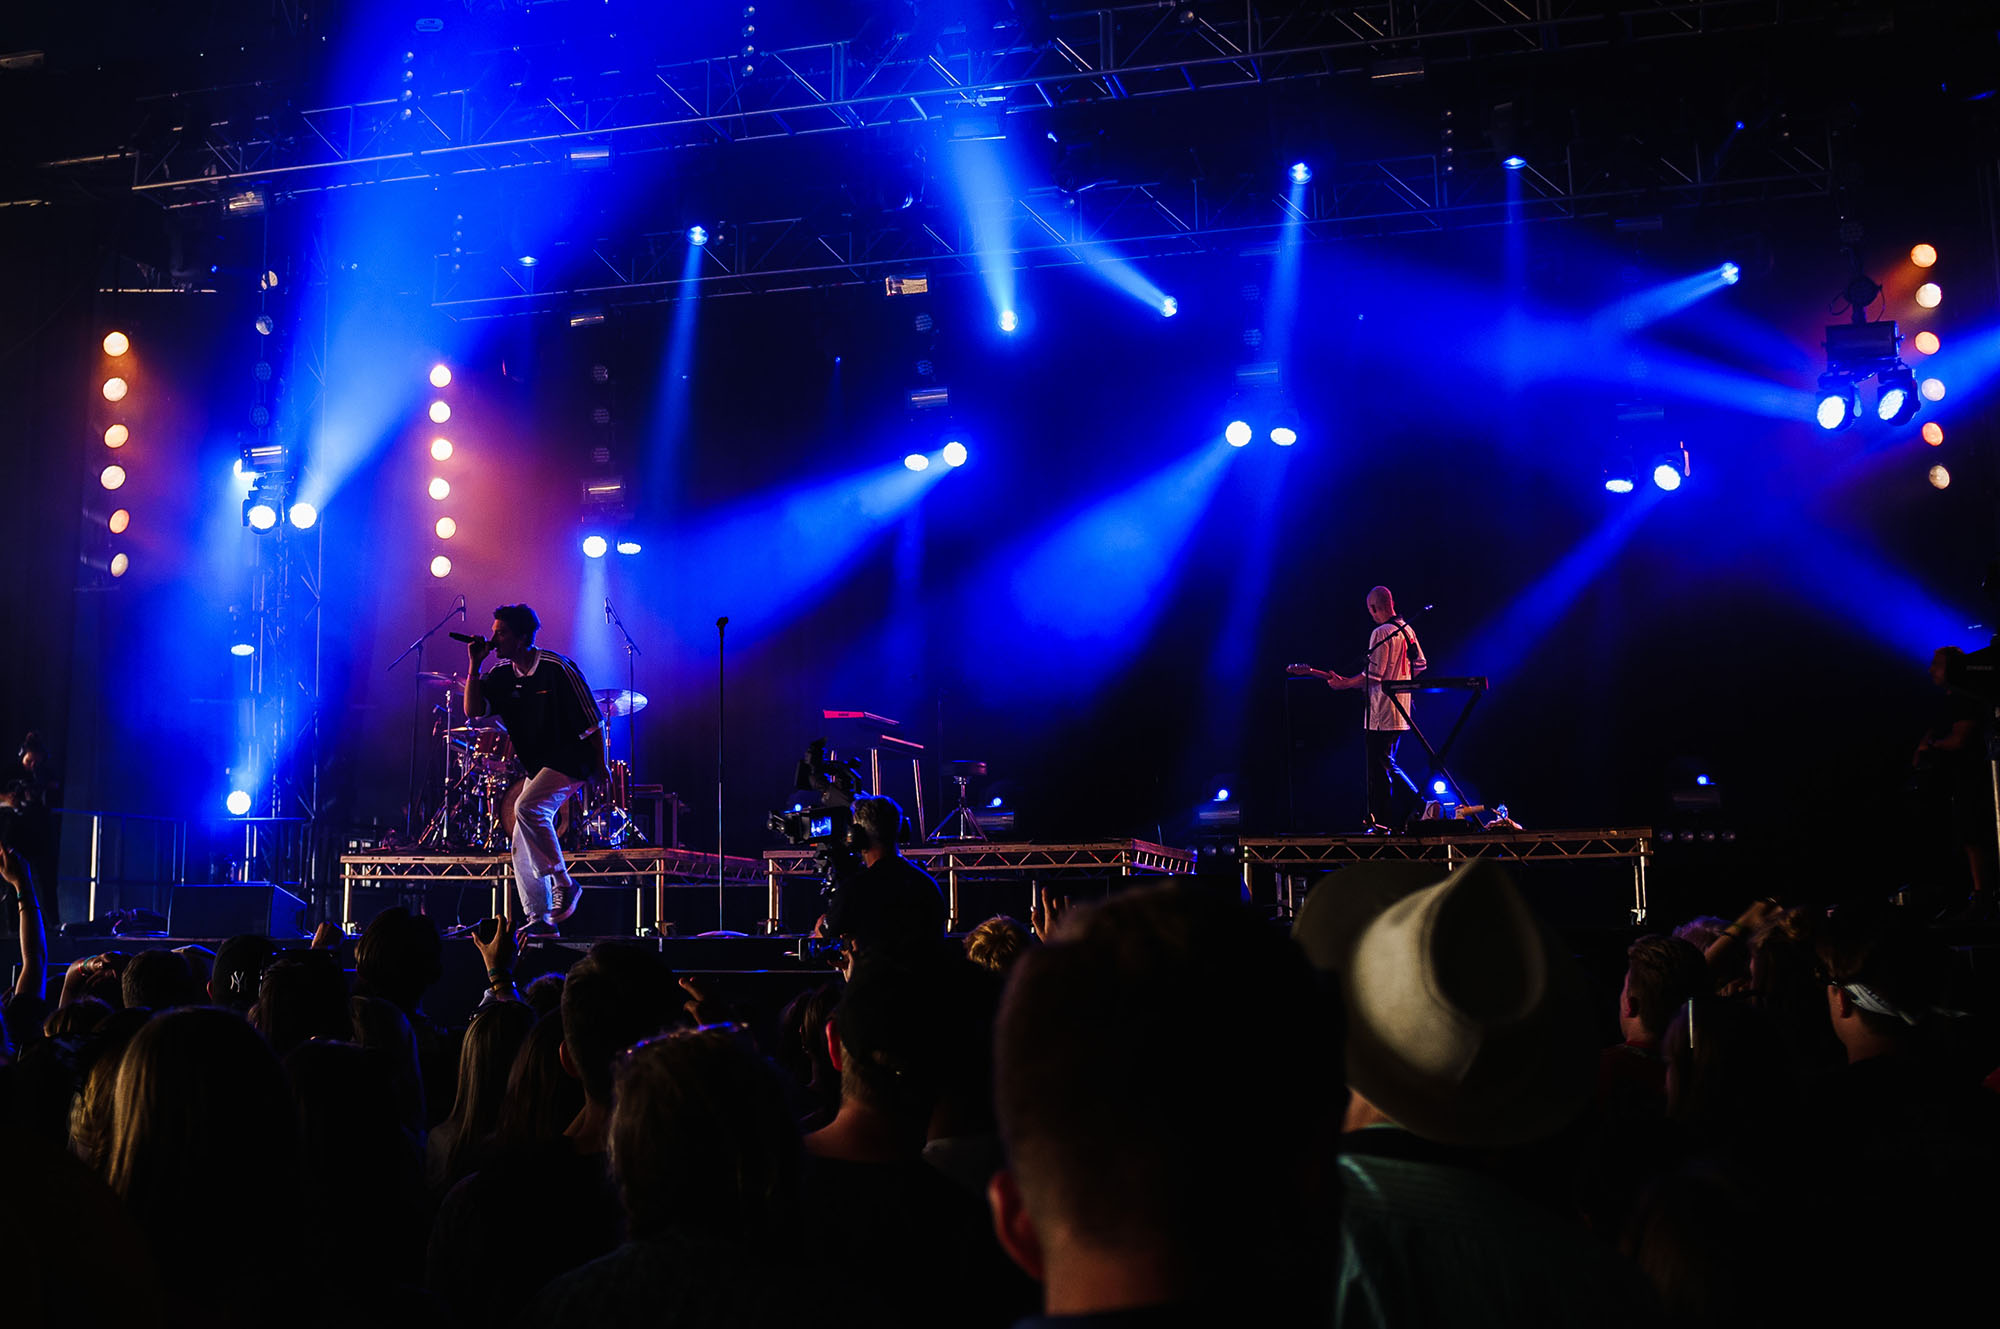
[334,837,1196,936]
[1238,828,1656,923]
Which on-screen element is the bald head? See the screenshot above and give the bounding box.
[1367,586,1395,623]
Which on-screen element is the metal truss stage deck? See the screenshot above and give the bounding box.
[338,846,765,935]
[1238,828,1656,923]
[765,840,1197,931]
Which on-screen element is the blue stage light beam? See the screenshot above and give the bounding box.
[645,242,709,507]
[1459,490,1667,684]
[944,138,1021,333]
[1592,264,1749,338]
[659,460,947,647]
[954,442,1234,700]
[1757,518,1983,660]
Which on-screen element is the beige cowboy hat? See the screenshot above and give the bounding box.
[1292,856,1595,1149]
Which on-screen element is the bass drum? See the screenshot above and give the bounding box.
[499,779,580,848]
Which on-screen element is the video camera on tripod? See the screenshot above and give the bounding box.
[767,738,867,861]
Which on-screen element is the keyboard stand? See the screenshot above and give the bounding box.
[1383,681,1487,815]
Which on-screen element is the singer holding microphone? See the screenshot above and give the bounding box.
[459,604,606,937]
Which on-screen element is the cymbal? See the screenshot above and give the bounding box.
[594,688,649,718]
[445,719,501,736]
[419,672,463,687]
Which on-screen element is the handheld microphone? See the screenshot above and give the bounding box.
[604,598,613,626]
[716,616,729,630]
[448,632,488,647]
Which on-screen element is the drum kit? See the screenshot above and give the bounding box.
[413,673,652,852]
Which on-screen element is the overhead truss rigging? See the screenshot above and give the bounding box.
[434,128,1834,316]
[46,2,1814,205]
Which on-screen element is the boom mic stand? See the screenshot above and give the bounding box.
[387,595,466,838]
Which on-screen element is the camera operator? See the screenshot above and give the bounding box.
[816,795,947,963]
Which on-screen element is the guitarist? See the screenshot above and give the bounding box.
[1289,586,1426,833]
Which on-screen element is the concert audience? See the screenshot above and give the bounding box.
[427,940,677,1325]
[525,1027,813,1328]
[1600,933,1713,1106]
[353,905,455,1126]
[286,1038,431,1309]
[105,1006,303,1324]
[252,947,350,1056]
[488,1007,587,1153]
[993,883,1338,1324]
[427,997,537,1194]
[773,979,843,1132]
[1293,858,1663,1326]
[121,947,205,1010]
[208,933,274,1011]
[962,913,1033,974]
[803,950,1036,1327]
[15,857,2000,1329]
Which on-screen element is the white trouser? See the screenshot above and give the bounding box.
[511,766,582,921]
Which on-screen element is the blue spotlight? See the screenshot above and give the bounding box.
[941,441,968,467]
[1288,162,1312,185]
[1432,778,1448,796]
[1604,477,1636,494]
[687,225,708,246]
[229,641,254,658]
[1502,156,1527,171]
[1213,787,1231,802]
[615,540,642,555]
[1225,420,1253,447]
[1270,426,1298,447]
[988,796,1003,808]
[288,501,318,530]
[904,453,930,472]
[1877,364,1920,425]
[581,534,609,558]
[1652,463,1683,492]
[519,255,538,267]
[1720,262,1741,286]
[998,309,1019,333]
[1161,296,1178,317]
[1814,374,1858,431]
[225,789,253,816]
[1695,774,1712,786]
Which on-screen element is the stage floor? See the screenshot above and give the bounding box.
[339,837,1198,933]
[1238,827,1656,922]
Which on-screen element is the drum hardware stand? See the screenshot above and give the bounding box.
[929,760,989,842]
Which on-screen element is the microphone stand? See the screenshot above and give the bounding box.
[715,615,728,930]
[387,596,466,839]
[605,599,642,793]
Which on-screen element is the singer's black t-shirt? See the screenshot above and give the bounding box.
[480,650,604,781]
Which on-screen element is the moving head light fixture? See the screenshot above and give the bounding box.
[1815,257,1918,432]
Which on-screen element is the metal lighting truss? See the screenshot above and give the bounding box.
[431,126,1833,315]
[59,2,1811,204]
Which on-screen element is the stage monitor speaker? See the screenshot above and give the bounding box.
[168,883,309,940]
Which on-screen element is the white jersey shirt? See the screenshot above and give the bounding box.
[1363,619,1426,731]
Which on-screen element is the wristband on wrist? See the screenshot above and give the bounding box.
[487,967,511,981]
